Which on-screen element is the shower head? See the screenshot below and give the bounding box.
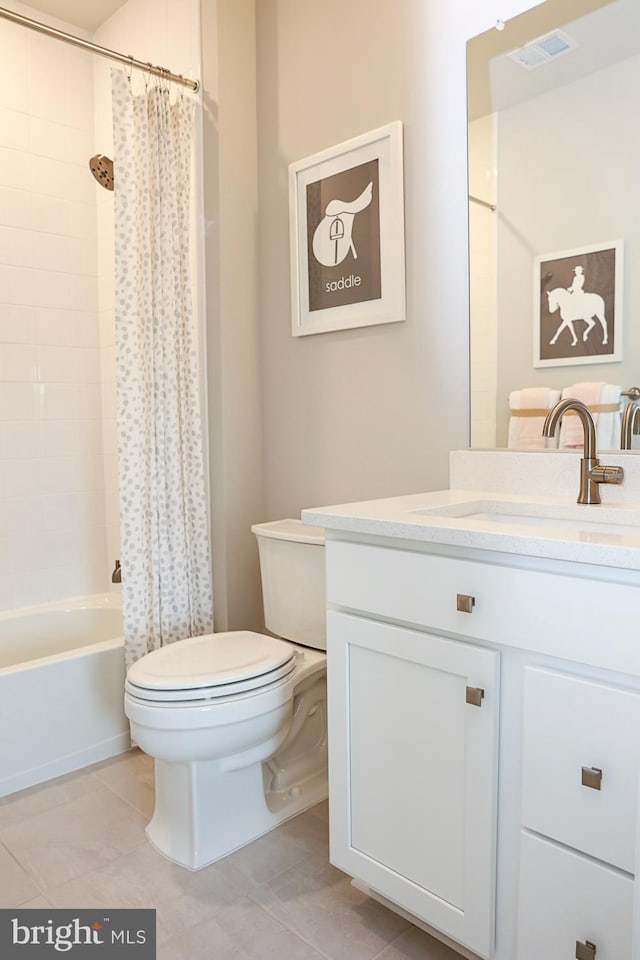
[89,154,114,191]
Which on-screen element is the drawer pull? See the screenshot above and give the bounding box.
[575,940,597,960]
[466,686,484,707]
[581,766,602,790]
[456,593,476,613]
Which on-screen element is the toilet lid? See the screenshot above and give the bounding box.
[125,631,297,702]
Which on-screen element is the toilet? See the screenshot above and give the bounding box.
[124,519,327,870]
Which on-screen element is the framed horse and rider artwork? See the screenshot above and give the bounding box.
[533,240,623,367]
[288,122,406,336]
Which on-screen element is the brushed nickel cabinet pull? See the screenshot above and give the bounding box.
[581,766,602,790]
[466,686,484,707]
[457,593,475,613]
[575,939,597,960]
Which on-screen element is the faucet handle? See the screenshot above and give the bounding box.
[590,465,624,485]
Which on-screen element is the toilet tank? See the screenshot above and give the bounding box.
[251,519,326,651]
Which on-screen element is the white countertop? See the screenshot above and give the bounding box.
[302,469,640,572]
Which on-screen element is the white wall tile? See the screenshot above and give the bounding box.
[40,492,79,531]
[0,420,40,459]
[34,307,75,346]
[29,269,73,310]
[3,460,41,498]
[68,236,98,276]
[0,226,33,268]
[38,382,76,420]
[0,382,39,419]
[32,233,69,273]
[0,2,111,606]
[67,200,96,238]
[67,163,98,205]
[102,417,117,456]
[75,383,103,419]
[0,147,32,191]
[29,116,68,162]
[27,34,67,124]
[0,343,38,382]
[99,380,116,419]
[71,274,99,313]
[32,194,68,234]
[74,347,101,383]
[31,155,68,200]
[37,344,78,382]
[5,496,44,536]
[0,187,32,229]
[76,419,104,457]
[73,312,100,347]
[40,420,79,458]
[0,107,29,151]
[9,568,51,608]
[0,21,29,112]
[64,49,94,131]
[65,126,95,168]
[0,305,36,344]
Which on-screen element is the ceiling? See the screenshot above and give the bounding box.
[11,0,127,32]
[467,0,639,120]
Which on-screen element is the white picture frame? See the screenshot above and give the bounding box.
[533,240,623,368]
[289,122,405,337]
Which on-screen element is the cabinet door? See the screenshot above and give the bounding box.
[328,610,499,960]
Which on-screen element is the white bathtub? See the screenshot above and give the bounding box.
[0,594,130,798]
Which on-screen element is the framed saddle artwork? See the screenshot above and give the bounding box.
[289,123,406,337]
[533,240,623,367]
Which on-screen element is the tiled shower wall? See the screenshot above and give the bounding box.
[0,0,203,612]
[0,7,106,609]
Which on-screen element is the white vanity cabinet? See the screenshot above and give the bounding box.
[322,532,640,960]
[326,539,501,959]
[516,666,640,960]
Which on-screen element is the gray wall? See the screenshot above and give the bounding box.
[201,0,542,629]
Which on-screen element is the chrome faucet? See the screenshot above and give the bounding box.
[621,398,640,450]
[543,399,624,504]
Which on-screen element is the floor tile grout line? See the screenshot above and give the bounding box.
[0,834,50,899]
[92,777,152,821]
[245,890,334,960]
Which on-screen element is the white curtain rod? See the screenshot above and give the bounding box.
[0,4,199,92]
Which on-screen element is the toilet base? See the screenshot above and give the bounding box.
[147,755,327,870]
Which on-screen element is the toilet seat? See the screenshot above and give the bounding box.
[125,631,298,703]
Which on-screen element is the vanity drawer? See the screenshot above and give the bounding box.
[325,540,640,673]
[516,831,633,960]
[521,666,640,872]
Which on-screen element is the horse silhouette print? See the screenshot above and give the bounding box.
[547,278,608,348]
[312,181,373,267]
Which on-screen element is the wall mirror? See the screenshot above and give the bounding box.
[467,0,640,451]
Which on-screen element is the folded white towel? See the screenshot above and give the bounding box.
[559,382,622,450]
[508,387,561,449]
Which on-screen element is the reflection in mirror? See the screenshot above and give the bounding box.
[467,0,640,451]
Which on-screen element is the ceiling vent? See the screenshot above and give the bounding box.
[507,29,578,70]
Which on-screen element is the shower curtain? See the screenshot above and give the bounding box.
[111,70,213,669]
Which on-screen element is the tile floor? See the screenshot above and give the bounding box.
[0,749,460,959]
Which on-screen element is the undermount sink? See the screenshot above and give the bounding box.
[412,499,640,541]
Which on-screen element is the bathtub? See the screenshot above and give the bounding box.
[0,594,130,798]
